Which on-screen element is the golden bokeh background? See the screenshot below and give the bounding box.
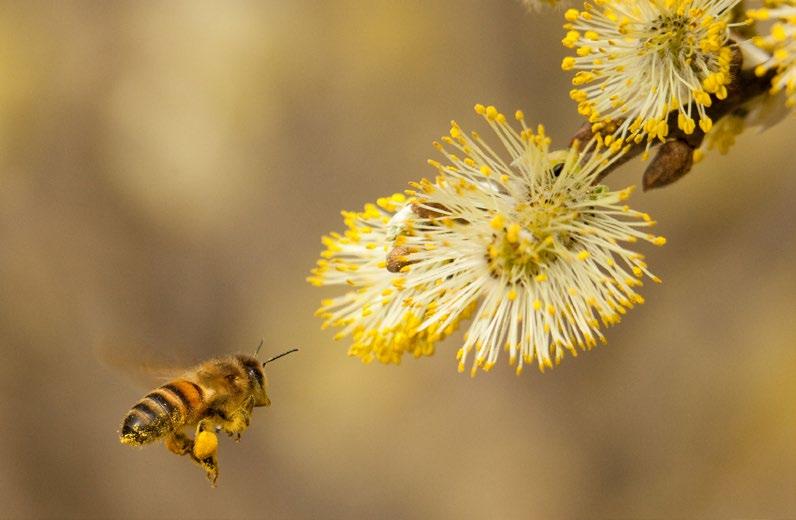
[1,1,795,518]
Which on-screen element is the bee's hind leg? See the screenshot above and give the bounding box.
[163,429,218,486]
[163,425,220,486]
[191,419,220,486]
[164,430,193,456]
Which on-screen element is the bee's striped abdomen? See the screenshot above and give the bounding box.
[120,379,204,446]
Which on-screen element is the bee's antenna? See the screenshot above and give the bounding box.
[262,348,299,366]
[254,339,265,357]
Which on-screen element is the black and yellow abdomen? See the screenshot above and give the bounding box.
[120,380,205,445]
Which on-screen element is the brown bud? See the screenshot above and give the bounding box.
[570,122,595,149]
[722,43,745,104]
[386,246,414,273]
[642,139,695,191]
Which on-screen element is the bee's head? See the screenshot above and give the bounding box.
[237,346,298,407]
[236,355,271,407]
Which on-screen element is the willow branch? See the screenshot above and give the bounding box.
[571,51,777,190]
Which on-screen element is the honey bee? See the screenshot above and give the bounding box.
[119,343,298,485]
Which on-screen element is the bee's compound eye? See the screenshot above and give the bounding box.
[552,163,565,177]
[247,366,264,387]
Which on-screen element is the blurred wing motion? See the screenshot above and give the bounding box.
[95,340,189,389]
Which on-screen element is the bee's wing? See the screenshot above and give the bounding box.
[95,340,192,390]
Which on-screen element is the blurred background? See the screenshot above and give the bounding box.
[1,1,795,518]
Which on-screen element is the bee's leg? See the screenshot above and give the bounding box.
[164,430,194,456]
[163,426,219,486]
[220,397,254,442]
[191,419,220,486]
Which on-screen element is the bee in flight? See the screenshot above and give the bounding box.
[119,343,298,485]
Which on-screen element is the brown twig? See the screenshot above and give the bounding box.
[571,49,776,190]
[385,53,776,270]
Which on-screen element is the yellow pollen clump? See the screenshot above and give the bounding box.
[490,213,505,230]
